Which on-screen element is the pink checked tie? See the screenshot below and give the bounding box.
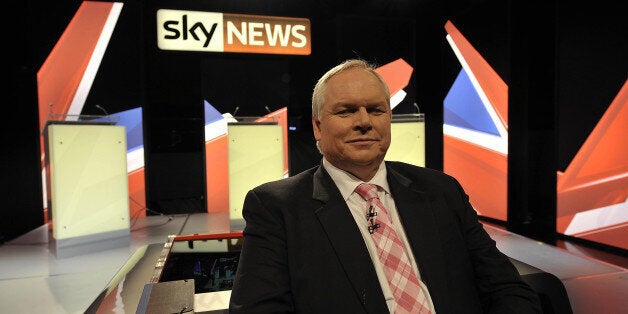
[355,183,431,314]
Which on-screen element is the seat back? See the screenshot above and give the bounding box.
[521,272,573,314]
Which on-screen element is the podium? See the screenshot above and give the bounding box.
[227,118,284,228]
[43,117,130,258]
[386,113,425,167]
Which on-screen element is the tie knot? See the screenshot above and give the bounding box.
[355,183,379,201]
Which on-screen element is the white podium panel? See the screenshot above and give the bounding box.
[386,114,425,167]
[46,123,130,249]
[227,123,284,226]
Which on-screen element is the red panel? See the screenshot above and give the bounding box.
[443,21,509,222]
[205,135,230,213]
[128,168,146,218]
[256,107,289,175]
[374,58,413,97]
[37,1,115,132]
[557,80,628,217]
[444,136,508,220]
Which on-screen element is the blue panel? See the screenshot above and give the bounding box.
[118,107,143,151]
[204,100,223,125]
[96,107,143,151]
[444,70,499,135]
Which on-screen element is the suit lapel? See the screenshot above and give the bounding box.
[311,166,389,313]
[387,167,449,302]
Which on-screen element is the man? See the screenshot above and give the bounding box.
[229,59,541,313]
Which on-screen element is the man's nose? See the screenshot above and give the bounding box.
[354,107,372,131]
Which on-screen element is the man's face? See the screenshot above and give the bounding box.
[312,68,391,176]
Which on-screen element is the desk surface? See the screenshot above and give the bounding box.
[0,212,625,313]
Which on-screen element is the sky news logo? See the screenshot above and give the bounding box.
[157,9,311,55]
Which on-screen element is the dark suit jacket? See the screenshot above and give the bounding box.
[229,161,541,313]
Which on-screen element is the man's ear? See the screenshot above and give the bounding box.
[312,117,321,140]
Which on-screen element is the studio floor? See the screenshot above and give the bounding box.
[0,212,625,313]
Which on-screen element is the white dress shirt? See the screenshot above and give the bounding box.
[322,158,436,313]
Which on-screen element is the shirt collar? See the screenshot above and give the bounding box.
[322,158,390,201]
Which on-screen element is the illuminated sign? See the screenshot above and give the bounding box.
[157,9,311,55]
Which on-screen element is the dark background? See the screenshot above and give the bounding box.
[5,0,626,252]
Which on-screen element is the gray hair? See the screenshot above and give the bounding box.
[311,59,390,119]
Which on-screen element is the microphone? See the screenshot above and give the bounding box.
[366,205,380,234]
[95,104,109,116]
[413,102,421,114]
[264,105,272,113]
[233,106,240,116]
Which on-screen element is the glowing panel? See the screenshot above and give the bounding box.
[47,124,130,240]
[557,80,628,249]
[443,20,509,221]
[227,123,284,224]
[386,116,425,167]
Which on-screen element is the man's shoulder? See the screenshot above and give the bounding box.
[385,161,456,184]
[386,161,443,176]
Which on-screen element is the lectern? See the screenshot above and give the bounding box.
[43,117,130,258]
[386,113,426,167]
[227,118,284,229]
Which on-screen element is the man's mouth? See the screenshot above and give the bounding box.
[348,138,376,144]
